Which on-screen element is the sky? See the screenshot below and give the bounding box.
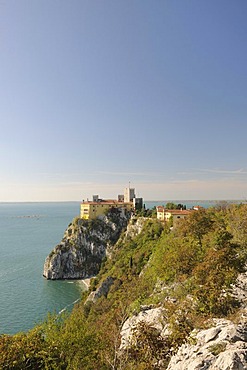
[0,0,247,202]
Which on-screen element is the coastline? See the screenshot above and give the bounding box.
[80,277,92,290]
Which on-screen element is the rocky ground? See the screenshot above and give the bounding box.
[119,272,247,369]
[166,272,247,370]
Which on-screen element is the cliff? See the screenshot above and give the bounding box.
[43,211,129,280]
[4,204,247,369]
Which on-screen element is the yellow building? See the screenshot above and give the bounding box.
[156,206,191,227]
[157,206,166,221]
[80,199,133,220]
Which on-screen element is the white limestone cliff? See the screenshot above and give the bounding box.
[43,213,129,280]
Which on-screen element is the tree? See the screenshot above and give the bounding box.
[176,209,213,246]
[165,202,186,210]
[191,228,243,315]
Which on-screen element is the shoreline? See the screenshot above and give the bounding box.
[80,277,92,290]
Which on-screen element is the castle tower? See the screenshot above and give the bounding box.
[124,187,135,203]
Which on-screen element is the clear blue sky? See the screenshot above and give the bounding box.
[1,0,247,201]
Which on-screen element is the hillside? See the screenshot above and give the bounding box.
[1,204,247,369]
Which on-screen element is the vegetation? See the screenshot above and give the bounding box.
[165,202,186,210]
[1,203,247,369]
[135,206,157,218]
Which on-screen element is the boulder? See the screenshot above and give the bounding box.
[120,306,167,350]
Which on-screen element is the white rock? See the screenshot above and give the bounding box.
[43,214,129,280]
[167,319,247,370]
[120,306,166,350]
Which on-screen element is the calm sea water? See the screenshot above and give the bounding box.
[0,202,85,335]
[145,199,242,209]
[0,200,240,335]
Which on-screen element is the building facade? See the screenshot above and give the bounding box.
[157,206,191,227]
[80,186,143,220]
[80,199,133,220]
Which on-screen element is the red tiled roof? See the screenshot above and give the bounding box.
[156,206,191,215]
[156,206,165,211]
[165,209,191,215]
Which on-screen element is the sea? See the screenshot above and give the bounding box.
[0,200,242,335]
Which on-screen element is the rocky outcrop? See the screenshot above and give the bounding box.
[119,307,247,370]
[167,318,247,370]
[43,213,128,280]
[105,216,147,259]
[124,216,147,240]
[86,276,115,303]
[166,270,247,369]
[120,305,167,350]
[118,270,247,369]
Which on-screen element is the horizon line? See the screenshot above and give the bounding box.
[0,199,246,204]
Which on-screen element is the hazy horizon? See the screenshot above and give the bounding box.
[0,198,245,204]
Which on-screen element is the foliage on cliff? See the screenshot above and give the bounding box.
[1,203,247,369]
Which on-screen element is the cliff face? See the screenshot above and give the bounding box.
[43,212,129,280]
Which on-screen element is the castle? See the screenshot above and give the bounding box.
[80,187,143,220]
